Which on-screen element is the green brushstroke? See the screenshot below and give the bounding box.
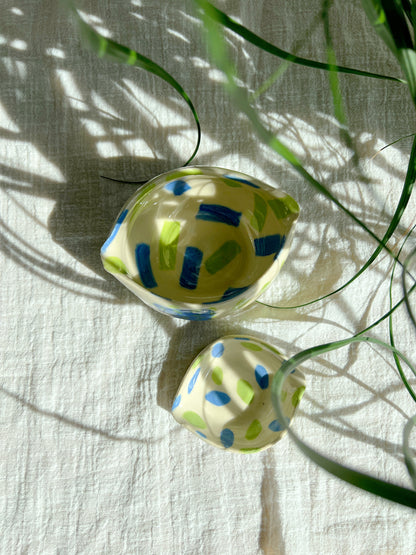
[159,221,181,270]
[268,196,300,219]
[102,256,128,275]
[164,168,203,181]
[241,342,262,351]
[205,240,241,274]
[250,193,268,232]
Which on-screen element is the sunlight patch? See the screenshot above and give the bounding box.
[10,39,27,51]
[121,79,189,125]
[0,101,20,133]
[0,139,65,182]
[80,118,106,137]
[122,138,155,157]
[167,29,190,43]
[56,69,89,112]
[95,141,123,158]
[91,91,123,120]
[46,47,66,59]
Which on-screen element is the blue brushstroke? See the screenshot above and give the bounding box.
[164,179,191,196]
[188,367,200,394]
[255,365,269,389]
[196,204,242,227]
[205,391,231,406]
[254,234,286,256]
[220,428,234,448]
[135,243,157,288]
[224,175,260,188]
[171,395,181,411]
[222,285,250,301]
[179,246,203,289]
[101,209,128,253]
[196,431,207,438]
[153,304,215,320]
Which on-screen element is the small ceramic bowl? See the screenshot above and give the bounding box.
[101,166,299,319]
[171,335,306,452]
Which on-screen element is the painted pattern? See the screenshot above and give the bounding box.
[101,166,299,320]
[171,335,306,453]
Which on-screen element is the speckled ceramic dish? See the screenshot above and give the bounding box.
[171,335,306,452]
[101,166,299,320]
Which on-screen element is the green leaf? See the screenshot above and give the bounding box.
[404,415,416,489]
[271,336,416,508]
[361,0,400,56]
[402,246,416,329]
[199,1,398,243]
[389,226,416,402]
[198,0,404,83]
[260,132,416,310]
[64,1,201,166]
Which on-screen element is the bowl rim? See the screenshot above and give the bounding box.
[101,165,300,310]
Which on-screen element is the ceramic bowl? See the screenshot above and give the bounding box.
[171,335,306,452]
[101,166,299,319]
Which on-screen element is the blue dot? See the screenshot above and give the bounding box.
[268,419,282,432]
[220,428,234,448]
[165,179,191,196]
[211,343,224,358]
[188,367,200,394]
[196,431,207,438]
[171,395,181,410]
[269,417,290,432]
[205,391,231,406]
[255,365,269,389]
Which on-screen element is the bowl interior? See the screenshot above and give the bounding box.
[123,170,297,304]
[172,335,306,452]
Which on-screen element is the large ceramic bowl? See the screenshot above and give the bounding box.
[171,335,306,453]
[101,166,299,319]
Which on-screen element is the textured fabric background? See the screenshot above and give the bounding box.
[1,1,416,553]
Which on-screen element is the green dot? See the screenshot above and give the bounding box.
[260,341,281,355]
[211,367,223,385]
[245,419,262,440]
[237,379,254,405]
[183,411,206,429]
[102,256,128,275]
[240,447,262,453]
[241,342,262,351]
[292,386,306,407]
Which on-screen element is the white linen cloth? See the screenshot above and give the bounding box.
[1,1,416,553]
